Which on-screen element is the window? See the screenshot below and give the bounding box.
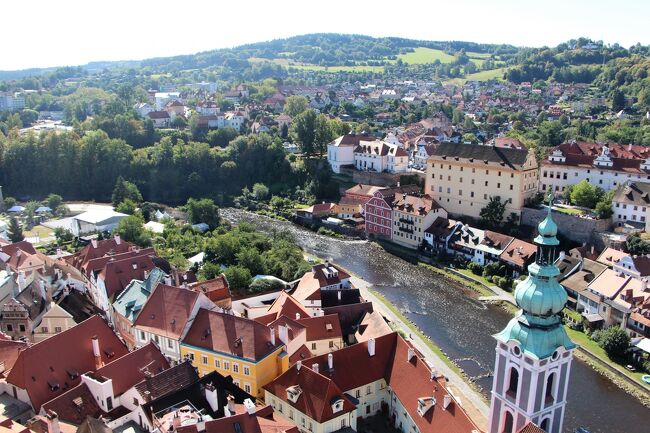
[167,339,173,349]
[243,366,250,375]
[19,325,25,332]
[233,363,239,373]
[106,397,113,411]
[311,342,317,350]
[329,340,334,348]
[506,368,519,399]
[366,385,372,395]
[502,411,514,433]
[215,359,221,368]
[54,327,62,333]
[244,383,252,394]
[201,355,208,365]
[223,361,230,370]
[545,372,556,404]
[187,352,194,361]
[41,327,48,333]
[540,418,550,432]
[355,389,361,398]
[485,181,488,186]
[6,324,12,332]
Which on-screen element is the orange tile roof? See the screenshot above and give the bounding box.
[266,292,310,321]
[182,309,282,362]
[297,314,342,341]
[134,285,202,340]
[188,275,230,303]
[596,247,628,267]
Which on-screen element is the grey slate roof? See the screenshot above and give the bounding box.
[431,142,530,169]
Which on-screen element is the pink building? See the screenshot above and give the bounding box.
[364,185,420,239]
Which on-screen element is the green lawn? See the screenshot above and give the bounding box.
[397,47,456,64]
[249,57,385,73]
[419,263,494,297]
[466,51,493,59]
[553,206,585,216]
[443,67,508,86]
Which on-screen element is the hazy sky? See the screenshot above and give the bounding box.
[3,0,650,70]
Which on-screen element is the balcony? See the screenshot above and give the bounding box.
[398,227,414,234]
[398,218,414,225]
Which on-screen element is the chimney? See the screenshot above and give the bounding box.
[278,325,289,344]
[17,271,26,290]
[270,327,276,346]
[407,347,415,361]
[643,279,648,292]
[295,312,301,320]
[296,361,302,371]
[46,411,60,433]
[243,398,256,415]
[164,276,172,286]
[337,291,342,301]
[443,394,452,410]
[312,363,319,374]
[205,383,219,411]
[368,338,376,357]
[558,251,566,262]
[91,239,98,249]
[225,395,236,416]
[143,270,149,280]
[91,336,102,370]
[591,245,595,256]
[114,234,121,245]
[327,353,334,370]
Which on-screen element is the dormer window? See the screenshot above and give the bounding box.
[417,397,436,416]
[286,385,302,403]
[331,397,345,413]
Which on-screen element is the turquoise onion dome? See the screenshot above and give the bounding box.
[534,203,559,245]
[514,263,567,316]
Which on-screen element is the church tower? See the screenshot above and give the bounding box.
[488,199,576,433]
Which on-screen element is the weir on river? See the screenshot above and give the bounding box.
[222,208,650,433]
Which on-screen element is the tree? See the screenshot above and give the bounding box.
[595,326,630,359]
[594,190,615,219]
[19,109,39,127]
[480,196,506,227]
[292,109,317,155]
[236,247,265,276]
[252,183,269,201]
[284,96,309,117]
[112,176,142,206]
[626,232,650,255]
[54,227,74,243]
[186,198,219,229]
[7,217,23,242]
[206,127,238,147]
[224,265,252,291]
[44,194,63,211]
[114,214,151,246]
[569,180,603,209]
[611,90,626,111]
[115,198,137,215]
[463,116,475,131]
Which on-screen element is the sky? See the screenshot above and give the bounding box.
[3,0,650,71]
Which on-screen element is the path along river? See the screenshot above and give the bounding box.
[222,208,649,433]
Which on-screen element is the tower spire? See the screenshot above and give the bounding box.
[487,198,576,433]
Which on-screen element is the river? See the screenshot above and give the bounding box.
[222,208,649,433]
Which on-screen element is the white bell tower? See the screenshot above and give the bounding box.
[488,200,576,433]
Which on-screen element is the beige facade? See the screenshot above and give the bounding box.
[425,143,538,220]
[33,303,77,342]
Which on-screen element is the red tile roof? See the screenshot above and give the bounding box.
[41,383,103,425]
[516,422,546,433]
[98,253,157,300]
[134,285,202,340]
[0,337,28,378]
[94,342,169,396]
[6,316,128,411]
[188,275,230,303]
[183,310,282,362]
[263,364,356,423]
[266,292,310,321]
[203,405,299,433]
[66,238,135,271]
[311,263,350,289]
[499,238,536,268]
[288,344,313,365]
[297,314,342,341]
[267,333,479,433]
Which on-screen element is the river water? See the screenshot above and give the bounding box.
[222,209,649,433]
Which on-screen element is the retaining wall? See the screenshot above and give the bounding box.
[521,207,611,244]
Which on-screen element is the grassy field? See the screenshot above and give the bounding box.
[553,206,585,216]
[397,47,456,64]
[249,57,385,73]
[23,224,54,239]
[444,67,508,86]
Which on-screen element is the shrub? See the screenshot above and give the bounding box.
[595,326,631,359]
[249,278,285,293]
[467,261,483,275]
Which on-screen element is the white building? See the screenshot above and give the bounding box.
[327,134,370,173]
[0,92,25,112]
[154,92,181,110]
[71,209,128,236]
[540,141,650,194]
[354,139,408,173]
[611,181,650,226]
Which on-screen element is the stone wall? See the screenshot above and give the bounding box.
[339,167,424,187]
[521,207,611,244]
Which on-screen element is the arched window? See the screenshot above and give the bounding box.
[545,372,556,404]
[506,367,519,399]
[540,417,550,432]
[502,411,514,433]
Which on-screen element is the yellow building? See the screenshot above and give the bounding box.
[425,142,538,220]
[390,194,447,249]
[180,309,288,397]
